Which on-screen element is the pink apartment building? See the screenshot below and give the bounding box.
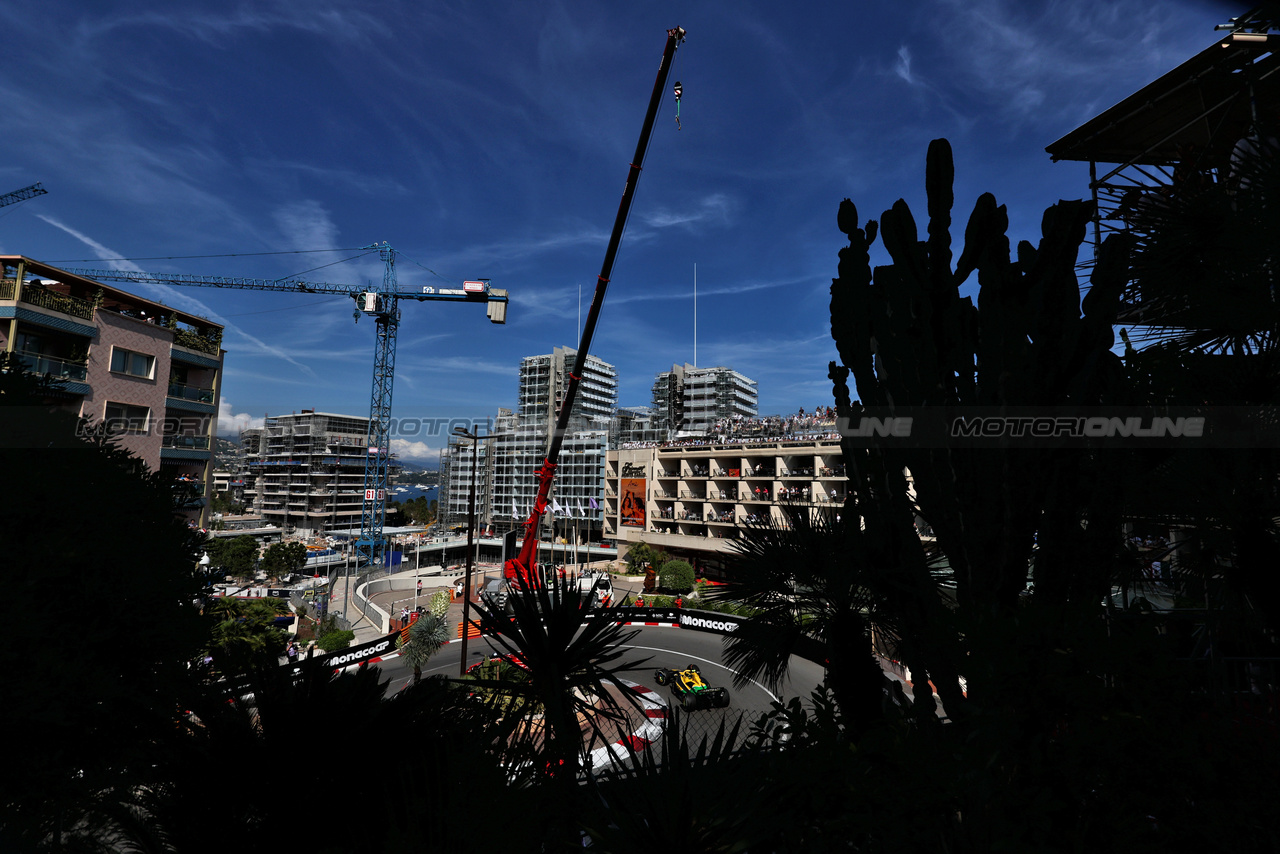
[2,256,224,528]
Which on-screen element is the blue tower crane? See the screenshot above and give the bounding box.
[66,244,509,569]
[0,183,47,208]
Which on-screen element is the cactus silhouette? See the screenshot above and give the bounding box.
[829,139,1133,708]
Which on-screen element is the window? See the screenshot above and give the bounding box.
[104,402,149,434]
[110,347,154,378]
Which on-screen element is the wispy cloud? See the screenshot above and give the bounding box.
[895,45,918,86]
[37,214,318,378]
[396,354,519,378]
[610,274,807,307]
[640,193,735,230]
[72,5,393,49]
[273,200,339,251]
[933,0,1206,123]
[36,215,143,273]
[438,225,611,270]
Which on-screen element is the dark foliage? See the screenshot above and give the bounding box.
[0,353,206,844]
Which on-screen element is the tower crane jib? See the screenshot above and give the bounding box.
[65,245,509,569]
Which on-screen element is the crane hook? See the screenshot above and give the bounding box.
[673,81,682,130]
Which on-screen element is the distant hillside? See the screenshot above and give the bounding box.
[396,458,439,474]
[214,437,242,469]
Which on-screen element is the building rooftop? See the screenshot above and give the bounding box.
[2,255,224,333]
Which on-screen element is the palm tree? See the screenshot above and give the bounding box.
[1118,119,1280,642]
[206,594,242,623]
[78,663,520,852]
[579,710,775,852]
[460,575,658,848]
[466,574,652,817]
[402,611,449,682]
[709,505,912,736]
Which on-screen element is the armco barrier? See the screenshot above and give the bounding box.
[593,606,826,665]
[277,631,401,678]
[354,564,462,635]
[353,577,390,634]
[316,632,399,670]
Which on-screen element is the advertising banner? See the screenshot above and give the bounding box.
[310,632,400,671]
[584,607,678,625]
[677,611,745,635]
[620,477,646,527]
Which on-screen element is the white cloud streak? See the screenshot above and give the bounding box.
[895,45,917,86]
[37,214,318,378]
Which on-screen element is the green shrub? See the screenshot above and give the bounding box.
[658,559,695,593]
[624,541,668,575]
[317,629,355,652]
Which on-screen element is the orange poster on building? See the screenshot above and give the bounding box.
[620,478,646,527]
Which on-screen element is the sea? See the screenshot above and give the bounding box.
[390,484,438,503]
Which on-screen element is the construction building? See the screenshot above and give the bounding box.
[651,363,758,435]
[241,410,390,538]
[612,405,666,445]
[441,348,616,543]
[439,422,494,529]
[518,346,617,432]
[2,256,224,528]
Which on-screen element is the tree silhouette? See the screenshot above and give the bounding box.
[0,352,206,844]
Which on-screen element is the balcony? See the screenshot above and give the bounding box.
[10,284,96,321]
[14,350,88,382]
[167,381,216,412]
[172,327,222,357]
[163,434,211,451]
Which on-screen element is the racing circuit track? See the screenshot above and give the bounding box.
[376,624,825,712]
[361,623,828,763]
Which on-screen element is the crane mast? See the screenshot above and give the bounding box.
[505,25,686,587]
[66,249,508,568]
[357,242,399,568]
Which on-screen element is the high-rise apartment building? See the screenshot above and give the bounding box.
[2,256,224,528]
[519,346,617,433]
[241,410,387,537]
[442,348,616,542]
[651,363,758,435]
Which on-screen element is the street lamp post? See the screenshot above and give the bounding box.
[454,425,483,676]
[342,541,351,622]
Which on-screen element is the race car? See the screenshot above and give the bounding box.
[653,664,730,710]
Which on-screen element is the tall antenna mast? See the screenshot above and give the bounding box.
[693,262,697,367]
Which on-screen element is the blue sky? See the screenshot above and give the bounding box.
[0,0,1234,462]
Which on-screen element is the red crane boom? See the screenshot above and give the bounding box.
[505,25,686,587]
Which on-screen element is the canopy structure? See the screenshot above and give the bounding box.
[1044,31,1279,325]
[1047,34,1280,169]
